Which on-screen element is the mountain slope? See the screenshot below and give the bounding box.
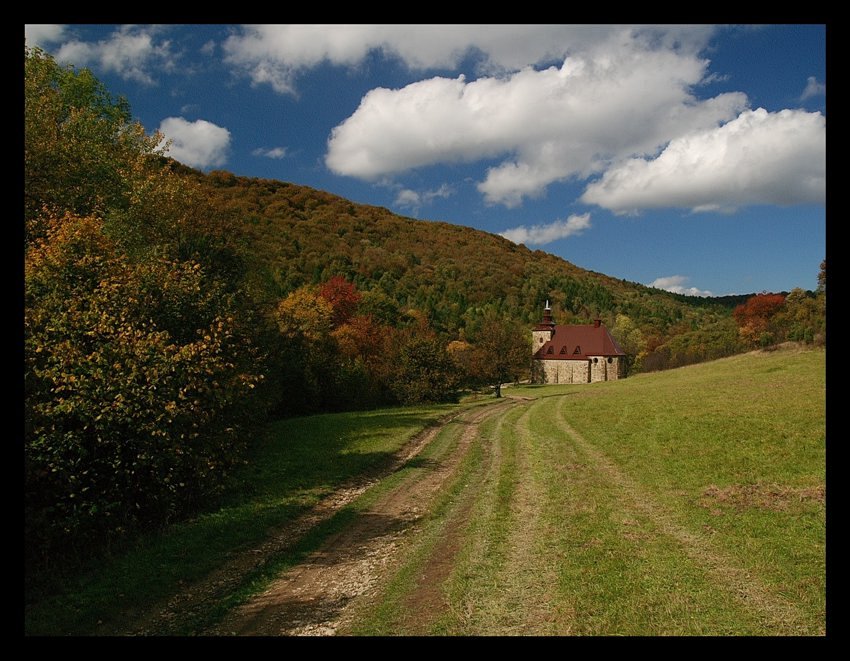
[185,166,738,343]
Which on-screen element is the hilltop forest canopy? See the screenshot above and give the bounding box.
[24,48,824,570]
[188,166,825,371]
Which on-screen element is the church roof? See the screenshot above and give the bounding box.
[533,323,625,360]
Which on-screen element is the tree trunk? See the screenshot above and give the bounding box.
[494,383,502,398]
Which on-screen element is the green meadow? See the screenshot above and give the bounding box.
[26,347,825,636]
[347,347,826,636]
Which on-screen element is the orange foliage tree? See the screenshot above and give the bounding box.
[732,293,787,348]
[319,275,362,327]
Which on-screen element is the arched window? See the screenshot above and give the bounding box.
[593,357,598,364]
[607,357,613,363]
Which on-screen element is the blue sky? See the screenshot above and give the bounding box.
[25,24,826,296]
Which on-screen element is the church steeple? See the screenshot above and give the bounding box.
[532,300,556,352]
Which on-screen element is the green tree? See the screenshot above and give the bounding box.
[611,314,647,373]
[777,288,825,344]
[390,322,459,404]
[24,47,161,243]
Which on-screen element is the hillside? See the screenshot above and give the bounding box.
[182,165,742,350]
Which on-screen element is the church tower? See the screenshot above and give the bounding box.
[531,301,556,353]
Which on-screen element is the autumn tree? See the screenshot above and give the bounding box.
[319,276,362,327]
[447,339,475,384]
[25,215,262,563]
[275,286,334,341]
[733,293,787,348]
[467,317,530,397]
[24,48,267,566]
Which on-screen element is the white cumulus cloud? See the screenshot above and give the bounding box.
[394,184,453,209]
[500,213,591,246]
[649,276,713,297]
[326,36,747,207]
[53,25,175,85]
[223,24,715,95]
[158,117,231,169]
[252,146,287,159]
[25,24,67,47]
[581,108,825,214]
[394,189,422,207]
[801,75,826,100]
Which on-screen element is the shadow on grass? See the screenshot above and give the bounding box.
[26,405,454,636]
[231,409,449,503]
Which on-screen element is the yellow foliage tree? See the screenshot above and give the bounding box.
[275,287,334,342]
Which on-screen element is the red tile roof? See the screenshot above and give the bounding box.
[533,324,625,360]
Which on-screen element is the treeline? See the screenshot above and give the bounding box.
[188,167,740,340]
[187,167,825,375]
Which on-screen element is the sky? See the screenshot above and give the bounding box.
[25,24,826,296]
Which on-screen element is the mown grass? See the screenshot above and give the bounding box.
[523,347,826,633]
[24,403,461,636]
[26,347,825,636]
[348,346,825,635]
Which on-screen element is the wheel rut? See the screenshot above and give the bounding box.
[553,401,817,636]
[209,399,515,636]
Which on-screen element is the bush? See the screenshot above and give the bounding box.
[25,215,262,565]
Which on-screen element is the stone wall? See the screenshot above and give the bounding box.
[590,356,606,383]
[609,356,623,380]
[532,329,552,352]
[536,359,590,384]
[533,356,624,384]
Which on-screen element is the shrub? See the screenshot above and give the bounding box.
[25,215,262,565]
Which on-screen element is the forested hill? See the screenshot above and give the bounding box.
[181,165,741,341]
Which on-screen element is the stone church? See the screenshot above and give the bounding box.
[531,302,626,384]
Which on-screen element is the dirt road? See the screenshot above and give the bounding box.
[207,399,515,636]
[117,389,822,636]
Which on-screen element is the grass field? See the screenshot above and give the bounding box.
[345,347,826,636]
[25,346,825,636]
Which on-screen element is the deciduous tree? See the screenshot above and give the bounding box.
[319,276,362,327]
[468,317,530,397]
[733,293,786,348]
